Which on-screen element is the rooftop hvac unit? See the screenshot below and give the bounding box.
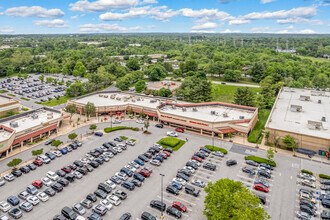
[104,95,108,98]
[318,100,322,104]
[150,100,157,103]
[321,117,326,122]
[47,115,53,119]
[307,120,322,130]
[182,107,187,112]
[132,99,136,102]
[137,98,141,101]
[116,97,121,101]
[110,94,116,99]
[193,107,198,112]
[223,112,228,117]
[10,121,18,128]
[99,94,103,97]
[172,105,176,109]
[31,113,38,119]
[211,111,216,115]
[299,95,310,101]
[239,116,245,119]
[47,112,53,116]
[290,105,302,112]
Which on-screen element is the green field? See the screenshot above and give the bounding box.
[208,76,259,85]
[41,96,70,107]
[211,84,261,103]
[248,109,271,144]
[295,55,330,63]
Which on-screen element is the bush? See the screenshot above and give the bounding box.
[104,126,139,133]
[120,136,128,140]
[28,142,36,145]
[20,97,30,101]
[319,174,330,179]
[22,108,29,111]
[244,155,277,167]
[301,169,313,175]
[204,145,228,154]
[130,139,136,142]
[157,137,186,151]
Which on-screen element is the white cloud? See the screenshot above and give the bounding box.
[141,0,158,4]
[251,26,270,32]
[79,23,142,32]
[70,0,139,12]
[276,29,290,34]
[0,26,14,33]
[191,22,217,30]
[190,30,216,33]
[3,6,64,18]
[217,0,235,3]
[229,19,250,25]
[297,29,316,34]
[261,0,277,4]
[243,6,317,20]
[99,6,179,21]
[180,8,232,22]
[147,25,157,28]
[33,19,68,28]
[71,15,79,19]
[277,18,323,25]
[222,29,241,33]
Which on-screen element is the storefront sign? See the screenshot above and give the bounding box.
[0,144,3,148]
[189,121,208,126]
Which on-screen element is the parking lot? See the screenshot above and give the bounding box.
[0,121,329,219]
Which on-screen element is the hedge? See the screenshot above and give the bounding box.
[104,126,139,133]
[204,145,228,154]
[319,174,330,180]
[301,169,313,175]
[157,137,186,151]
[244,155,277,167]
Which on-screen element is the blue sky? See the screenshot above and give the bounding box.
[0,0,329,34]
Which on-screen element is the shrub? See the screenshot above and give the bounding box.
[20,97,30,101]
[120,136,128,140]
[22,108,29,111]
[28,142,36,145]
[205,145,228,154]
[157,137,186,151]
[301,169,313,175]
[244,155,276,167]
[319,174,330,179]
[130,139,136,142]
[104,126,139,133]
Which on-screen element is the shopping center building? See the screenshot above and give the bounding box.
[68,91,258,138]
[0,94,21,117]
[265,87,330,157]
[0,107,63,158]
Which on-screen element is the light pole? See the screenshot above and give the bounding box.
[211,115,220,149]
[160,173,165,219]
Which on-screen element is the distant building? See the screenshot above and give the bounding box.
[265,87,330,156]
[78,41,104,45]
[128,43,141,47]
[323,54,330,59]
[0,95,21,118]
[276,49,296,54]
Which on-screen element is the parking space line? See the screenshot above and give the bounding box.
[158,194,197,206]
[192,174,211,181]
[159,196,193,212]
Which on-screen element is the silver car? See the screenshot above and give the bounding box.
[0,178,5,186]
[191,179,206,188]
[80,199,92,209]
[72,203,86,215]
[150,160,161,166]
[4,174,15,182]
[212,151,224,157]
[115,172,128,180]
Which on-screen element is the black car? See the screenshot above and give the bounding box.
[46,152,56,160]
[166,206,182,219]
[260,163,273,170]
[98,183,112,193]
[150,200,166,211]
[121,168,133,177]
[186,161,198,170]
[321,211,330,219]
[94,158,104,165]
[242,167,255,175]
[86,193,97,202]
[155,124,163,128]
[300,199,316,210]
[77,168,88,175]
[258,195,266,204]
[12,170,22,177]
[200,147,211,154]
[300,205,316,216]
[138,155,149,162]
[69,143,78,150]
[141,211,156,220]
[44,188,56,197]
[144,152,153,158]
[108,148,117,155]
[166,185,180,195]
[45,139,55,145]
[258,170,271,179]
[108,142,116,147]
[68,164,77,171]
[26,163,37,171]
[321,179,330,185]
[119,212,132,220]
[102,143,111,148]
[89,161,99,168]
[320,194,330,201]
[110,176,122,184]
[177,169,191,177]
[61,206,77,220]
[58,178,70,187]
[226,159,237,166]
[56,170,66,177]
[51,183,63,192]
[246,160,259,167]
[148,148,156,155]
[164,148,173,153]
[74,160,84,168]
[176,173,189,182]
[94,189,107,199]
[194,152,206,159]
[19,166,30,174]
[159,152,168,159]
[131,179,142,187]
[65,174,75,183]
[203,163,216,171]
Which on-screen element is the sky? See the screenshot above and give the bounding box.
[0,0,329,34]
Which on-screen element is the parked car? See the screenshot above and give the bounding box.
[172,201,187,212]
[7,196,20,206]
[19,201,33,212]
[226,159,237,166]
[61,206,77,220]
[175,128,184,133]
[242,167,255,175]
[254,184,269,193]
[167,131,178,137]
[246,160,259,167]
[166,206,182,219]
[185,185,200,197]
[94,132,103,137]
[191,179,206,188]
[72,203,86,215]
[150,200,166,211]
[155,124,163,128]
[203,163,216,171]
[166,185,180,195]
[113,190,127,200]
[8,208,22,219]
[106,195,121,206]
[80,199,93,209]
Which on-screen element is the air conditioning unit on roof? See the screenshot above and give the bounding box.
[193,107,197,112]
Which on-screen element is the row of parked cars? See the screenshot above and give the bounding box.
[296,172,330,219]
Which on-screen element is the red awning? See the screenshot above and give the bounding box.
[218,128,237,134]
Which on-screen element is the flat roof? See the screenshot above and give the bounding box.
[0,129,12,142]
[159,104,255,123]
[266,88,330,139]
[2,109,62,133]
[0,95,19,106]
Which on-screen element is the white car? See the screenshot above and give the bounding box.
[191,179,206,188]
[4,174,15,182]
[136,120,144,124]
[126,141,135,146]
[115,172,128,180]
[38,155,51,164]
[104,180,117,190]
[172,177,187,186]
[113,147,122,153]
[41,177,53,186]
[26,196,40,206]
[103,152,114,158]
[0,201,11,212]
[76,216,86,220]
[124,165,137,172]
[53,151,62,157]
[183,166,195,173]
[74,171,83,179]
[212,151,224,157]
[128,161,140,169]
[47,171,59,181]
[153,143,163,149]
[300,179,316,188]
[36,192,49,202]
[80,157,90,164]
[167,131,178,137]
[113,120,121,124]
[100,199,113,210]
[150,160,161,166]
[0,177,5,186]
[106,195,121,206]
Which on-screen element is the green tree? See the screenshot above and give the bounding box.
[64,104,77,122]
[282,135,298,156]
[147,65,166,81]
[313,74,328,89]
[204,178,269,220]
[68,133,78,142]
[66,83,85,97]
[265,131,270,144]
[83,102,96,121]
[126,58,140,71]
[73,61,87,77]
[39,74,45,83]
[234,87,256,107]
[144,120,150,132]
[7,158,22,170]
[89,124,97,133]
[223,69,241,82]
[32,148,44,158]
[158,88,172,97]
[135,80,146,93]
[5,110,15,117]
[46,77,53,83]
[51,140,63,150]
[266,147,274,163]
[180,60,198,73]
[176,76,212,102]
[138,111,145,118]
[116,77,131,91]
[273,136,280,153]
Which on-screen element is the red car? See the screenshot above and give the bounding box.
[138,169,150,177]
[33,159,43,166]
[175,128,184,133]
[254,184,269,193]
[61,166,72,173]
[162,151,171,157]
[172,201,187,212]
[191,155,202,162]
[32,180,43,189]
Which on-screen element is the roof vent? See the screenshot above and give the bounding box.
[10,121,18,128]
[99,94,103,97]
[110,94,116,99]
[318,100,322,104]
[307,120,323,130]
[321,116,326,122]
[290,105,302,112]
[104,95,108,98]
[31,113,38,119]
[299,95,310,101]
[193,107,198,112]
[150,100,157,103]
[182,107,186,112]
[211,111,216,115]
[239,116,245,119]
[223,112,228,117]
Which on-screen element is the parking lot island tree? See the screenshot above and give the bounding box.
[204,178,270,220]
[7,158,23,170]
[50,140,63,150]
[32,148,44,159]
[68,133,78,142]
[83,102,96,121]
[266,147,274,163]
[89,124,97,133]
[144,120,150,132]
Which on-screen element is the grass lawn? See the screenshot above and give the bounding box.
[248,109,271,143]
[41,96,71,107]
[0,90,8,93]
[7,94,15,97]
[208,76,259,85]
[295,55,330,63]
[157,137,186,151]
[211,84,261,103]
[20,97,30,101]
